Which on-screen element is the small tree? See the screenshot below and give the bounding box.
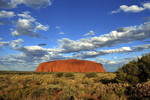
[115,53,150,84]
[115,60,139,84]
[138,53,150,82]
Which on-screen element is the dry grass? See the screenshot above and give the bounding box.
[0,71,149,100]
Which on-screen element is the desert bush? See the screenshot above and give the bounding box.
[82,78,94,85]
[85,72,97,78]
[115,60,139,84]
[55,72,64,77]
[127,83,150,99]
[116,53,150,84]
[138,53,150,82]
[114,87,126,98]
[63,72,75,79]
[58,87,78,100]
[49,79,64,85]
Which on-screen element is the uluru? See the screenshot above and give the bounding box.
[36,59,105,72]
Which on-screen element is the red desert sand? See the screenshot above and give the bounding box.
[36,59,106,72]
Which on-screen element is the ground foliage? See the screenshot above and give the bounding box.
[0,71,149,100]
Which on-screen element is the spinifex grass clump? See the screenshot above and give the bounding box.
[63,72,75,79]
[85,72,97,78]
[54,72,64,77]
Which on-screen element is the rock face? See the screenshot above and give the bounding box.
[36,59,106,72]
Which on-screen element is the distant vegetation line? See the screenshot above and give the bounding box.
[0,71,113,75]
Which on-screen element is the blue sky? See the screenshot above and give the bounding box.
[0,0,150,72]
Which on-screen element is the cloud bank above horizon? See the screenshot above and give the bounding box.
[0,0,150,72]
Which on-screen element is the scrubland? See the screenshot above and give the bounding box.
[0,71,149,100]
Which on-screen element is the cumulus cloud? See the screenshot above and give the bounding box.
[143,2,150,9]
[83,31,95,36]
[0,38,9,47]
[111,2,150,14]
[12,0,51,9]
[72,44,150,59]
[59,21,150,53]
[35,22,49,31]
[59,38,95,53]
[0,42,9,47]
[133,44,150,51]
[11,39,24,48]
[17,11,31,18]
[0,38,24,48]
[0,44,67,71]
[0,39,149,71]
[0,0,51,9]
[72,47,132,59]
[0,10,15,18]
[12,11,49,37]
[0,0,16,9]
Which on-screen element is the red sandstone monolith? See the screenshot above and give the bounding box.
[36,59,105,72]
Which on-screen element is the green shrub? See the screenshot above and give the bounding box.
[55,72,64,77]
[115,53,150,84]
[82,78,93,85]
[114,87,126,97]
[138,53,150,82]
[115,60,139,84]
[64,72,75,79]
[85,72,97,78]
[48,79,64,85]
[58,87,77,100]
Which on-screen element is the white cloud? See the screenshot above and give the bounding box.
[84,31,95,36]
[0,41,9,47]
[0,0,16,9]
[11,39,24,48]
[133,44,150,51]
[120,5,144,12]
[72,44,150,59]
[143,2,150,9]
[59,21,150,53]
[35,22,49,31]
[111,2,150,14]
[59,38,95,53]
[113,57,117,59]
[0,0,51,9]
[72,46,132,59]
[0,38,149,71]
[0,44,67,71]
[0,10,15,18]
[17,11,31,18]
[14,0,51,9]
[12,11,49,37]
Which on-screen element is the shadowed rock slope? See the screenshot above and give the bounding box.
[36,59,106,72]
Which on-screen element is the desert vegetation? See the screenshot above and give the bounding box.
[0,71,149,100]
[0,53,150,100]
[116,53,150,84]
